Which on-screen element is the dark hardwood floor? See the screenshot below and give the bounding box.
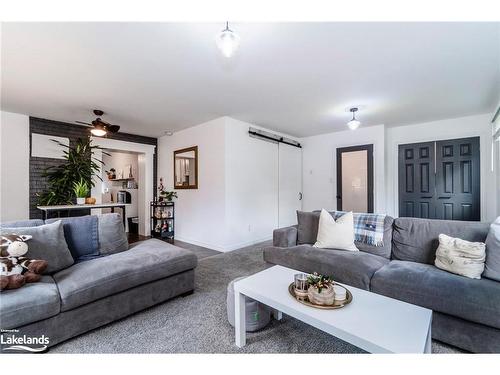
[127,233,150,244]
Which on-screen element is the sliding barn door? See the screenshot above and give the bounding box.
[398,137,480,221]
[278,144,302,227]
[398,142,436,219]
[435,137,480,221]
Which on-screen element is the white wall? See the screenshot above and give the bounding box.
[90,137,155,235]
[157,116,300,251]
[385,113,497,222]
[0,111,30,221]
[102,151,139,181]
[158,117,227,250]
[224,117,279,249]
[301,124,386,213]
[101,151,139,224]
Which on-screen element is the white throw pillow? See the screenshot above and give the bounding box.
[313,209,359,251]
[434,234,486,279]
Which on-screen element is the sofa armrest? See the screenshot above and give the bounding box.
[273,225,298,247]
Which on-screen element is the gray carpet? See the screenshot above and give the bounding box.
[51,241,461,353]
[171,239,221,260]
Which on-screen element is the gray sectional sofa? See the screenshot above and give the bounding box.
[263,213,499,353]
[0,214,197,350]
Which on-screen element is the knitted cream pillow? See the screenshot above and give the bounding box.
[313,209,358,251]
[434,234,486,279]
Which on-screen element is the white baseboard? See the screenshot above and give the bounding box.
[174,236,228,252]
[222,235,273,252]
[174,235,272,253]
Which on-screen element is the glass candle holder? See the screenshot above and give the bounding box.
[294,273,309,292]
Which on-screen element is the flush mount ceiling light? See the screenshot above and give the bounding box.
[216,22,240,58]
[347,107,361,130]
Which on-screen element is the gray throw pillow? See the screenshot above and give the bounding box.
[0,219,44,229]
[46,215,100,261]
[296,211,320,244]
[97,213,129,255]
[484,217,500,281]
[1,220,74,274]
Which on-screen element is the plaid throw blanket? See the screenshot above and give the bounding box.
[331,211,386,247]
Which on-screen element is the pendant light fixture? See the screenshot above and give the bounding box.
[216,22,240,58]
[347,107,361,130]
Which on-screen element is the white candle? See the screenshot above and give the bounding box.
[334,285,347,301]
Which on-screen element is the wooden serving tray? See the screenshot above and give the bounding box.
[288,283,353,310]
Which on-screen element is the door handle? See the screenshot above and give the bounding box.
[421,196,433,199]
[298,192,303,201]
[438,196,451,199]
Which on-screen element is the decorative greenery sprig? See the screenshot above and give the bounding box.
[161,191,178,201]
[307,272,333,294]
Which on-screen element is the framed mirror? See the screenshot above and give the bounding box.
[174,146,198,189]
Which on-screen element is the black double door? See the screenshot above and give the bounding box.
[398,137,480,221]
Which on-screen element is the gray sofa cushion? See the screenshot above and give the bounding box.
[392,217,490,265]
[46,216,99,261]
[371,260,500,330]
[296,211,393,258]
[1,221,74,274]
[263,244,389,290]
[484,217,500,281]
[273,225,298,247]
[97,213,128,255]
[0,276,60,329]
[53,239,198,311]
[0,219,44,228]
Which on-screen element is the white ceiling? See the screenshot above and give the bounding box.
[1,22,499,138]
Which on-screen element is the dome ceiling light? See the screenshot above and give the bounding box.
[347,107,361,130]
[216,22,240,58]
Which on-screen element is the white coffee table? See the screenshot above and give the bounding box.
[233,265,432,353]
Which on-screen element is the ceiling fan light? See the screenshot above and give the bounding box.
[347,119,361,130]
[91,126,107,137]
[216,24,240,58]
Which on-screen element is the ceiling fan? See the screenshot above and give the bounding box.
[76,109,121,137]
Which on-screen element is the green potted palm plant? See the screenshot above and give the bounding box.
[73,179,89,205]
[37,138,108,206]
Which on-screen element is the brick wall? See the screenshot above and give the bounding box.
[30,117,158,219]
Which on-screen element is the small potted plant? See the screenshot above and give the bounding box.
[307,272,335,306]
[73,179,89,205]
[158,177,178,202]
[106,168,116,180]
[162,191,178,202]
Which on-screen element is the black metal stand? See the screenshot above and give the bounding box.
[150,201,175,242]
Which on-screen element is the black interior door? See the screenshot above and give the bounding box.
[336,144,374,213]
[435,137,480,221]
[398,137,480,221]
[398,142,436,219]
